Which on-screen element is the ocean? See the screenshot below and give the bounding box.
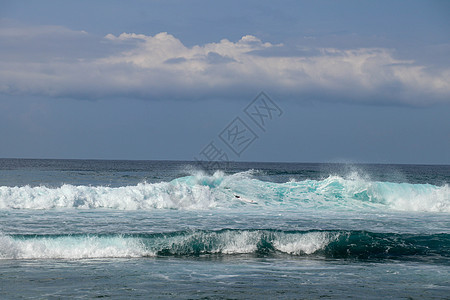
[0,159,449,299]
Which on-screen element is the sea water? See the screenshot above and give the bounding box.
[0,159,449,298]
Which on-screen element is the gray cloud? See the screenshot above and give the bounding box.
[164,57,187,64]
[0,25,449,106]
[205,52,236,64]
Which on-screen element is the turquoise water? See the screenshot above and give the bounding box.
[0,159,449,298]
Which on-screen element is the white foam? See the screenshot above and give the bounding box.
[0,234,153,259]
[217,231,260,254]
[274,231,338,255]
[372,182,450,212]
[242,174,450,212]
[316,175,450,212]
[0,181,218,210]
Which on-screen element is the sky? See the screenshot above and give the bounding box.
[0,0,449,164]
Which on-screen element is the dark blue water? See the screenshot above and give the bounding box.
[0,159,449,298]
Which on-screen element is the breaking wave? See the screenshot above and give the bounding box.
[1,230,448,261]
[0,171,448,212]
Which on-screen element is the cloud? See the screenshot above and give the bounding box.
[0,24,449,105]
[164,57,188,64]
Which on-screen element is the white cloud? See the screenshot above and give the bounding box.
[0,25,449,105]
